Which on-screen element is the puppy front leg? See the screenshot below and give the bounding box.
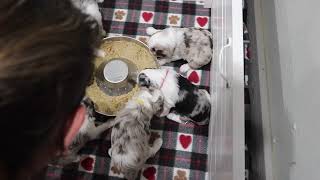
[87,119,115,139]
[159,104,171,117]
[157,58,172,66]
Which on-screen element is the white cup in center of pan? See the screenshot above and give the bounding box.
[103,59,129,83]
[95,58,137,96]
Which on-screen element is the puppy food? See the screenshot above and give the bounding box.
[86,37,158,115]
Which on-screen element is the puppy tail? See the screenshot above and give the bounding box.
[146,27,160,36]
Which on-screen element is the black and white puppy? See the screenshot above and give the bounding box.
[146,27,214,74]
[138,68,211,125]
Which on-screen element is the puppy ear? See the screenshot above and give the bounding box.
[146,27,160,36]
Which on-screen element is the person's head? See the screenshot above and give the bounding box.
[0,0,100,179]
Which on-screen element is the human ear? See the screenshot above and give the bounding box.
[63,105,86,150]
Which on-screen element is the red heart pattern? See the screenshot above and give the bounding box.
[143,166,156,180]
[179,134,192,149]
[142,12,153,22]
[196,17,208,27]
[80,157,94,171]
[187,71,200,84]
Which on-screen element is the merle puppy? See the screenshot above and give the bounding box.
[107,86,164,180]
[52,97,112,165]
[138,68,212,125]
[146,27,214,74]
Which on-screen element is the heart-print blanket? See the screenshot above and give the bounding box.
[46,0,211,179]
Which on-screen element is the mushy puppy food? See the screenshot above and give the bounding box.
[86,37,158,115]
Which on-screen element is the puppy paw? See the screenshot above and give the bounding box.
[95,49,105,57]
[159,107,170,117]
[146,27,159,36]
[150,138,163,156]
[153,138,163,147]
[166,113,183,123]
[101,29,107,37]
[179,64,191,77]
[158,59,171,66]
[158,60,166,66]
[108,148,112,157]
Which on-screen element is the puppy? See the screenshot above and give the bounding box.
[107,86,164,180]
[146,27,213,73]
[71,0,106,57]
[138,68,211,125]
[53,97,112,165]
[71,0,106,37]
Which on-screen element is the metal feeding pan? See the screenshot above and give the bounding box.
[86,36,159,116]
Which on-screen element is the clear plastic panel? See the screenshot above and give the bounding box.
[208,0,244,179]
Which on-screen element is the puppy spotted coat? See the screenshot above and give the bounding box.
[106,86,164,180]
[147,27,214,73]
[138,68,212,125]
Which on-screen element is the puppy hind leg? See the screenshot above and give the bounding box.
[179,63,191,77]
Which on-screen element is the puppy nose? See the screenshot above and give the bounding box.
[156,50,163,56]
[138,73,150,87]
[138,73,146,82]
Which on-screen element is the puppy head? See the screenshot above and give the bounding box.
[146,27,175,59]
